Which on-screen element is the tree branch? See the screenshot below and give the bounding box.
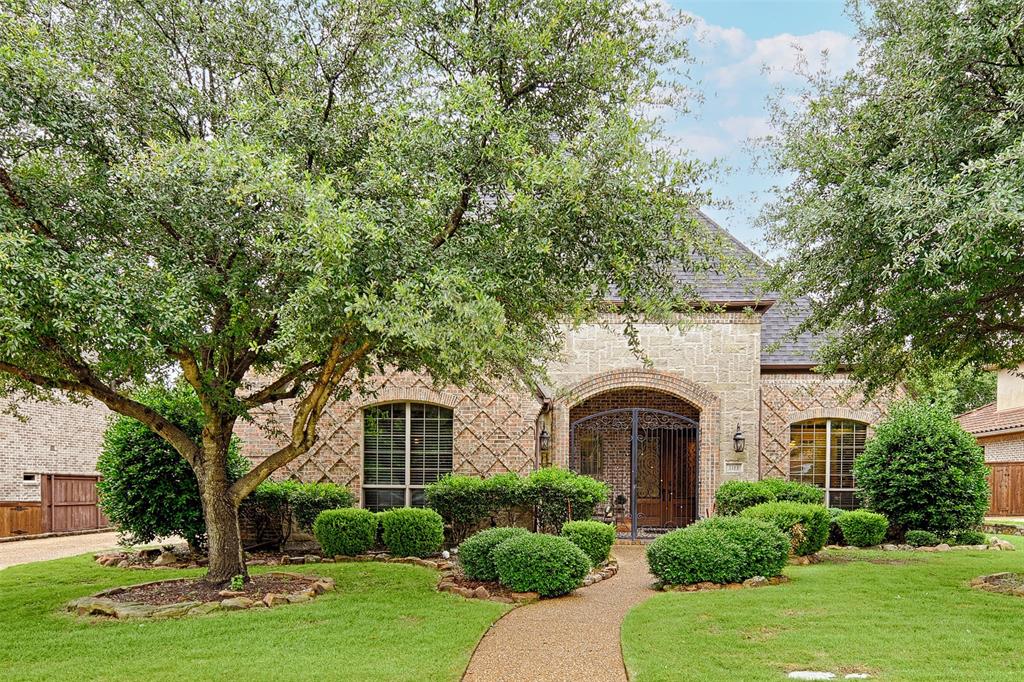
[0,167,57,240]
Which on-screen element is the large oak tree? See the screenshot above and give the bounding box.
[765,0,1024,393]
[0,0,719,581]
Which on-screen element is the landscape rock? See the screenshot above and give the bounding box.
[188,602,222,616]
[788,672,835,680]
[152,552,179,567]
[743,576,769,588]
[996,540,1016,551]
[881,544,898,551]
[220,597,254,610]
[67,597,120,617]
[218,590,245,598]
[263,593,289,607]
[935,543,951,552]
[303,555,319,564]
[150,602,201,619]
[511,591,539,603]
[472,586,490,600]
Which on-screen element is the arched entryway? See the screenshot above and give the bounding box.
[569,388,700,539]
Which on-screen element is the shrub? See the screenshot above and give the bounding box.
[522,467,610,533]
[646,516,789,585]
[561,520,615,565]
[242,480,354,547]
[854,401,989,537]
[312,508,377,556]
[836,510,889,547]
[480,472,529,526]
[740,502,829,556]
[97,383,248,551]
[758,478,825,505]
[714,481,775,515]
[378,508,444,557]
[905,529,939,547]
[715,479,824,516]
[827,507,847,545]
[288,482,355,531]
[458,527,530,581]
[951,529,986,546]
[425,475,489,544]
[492,533,591,597]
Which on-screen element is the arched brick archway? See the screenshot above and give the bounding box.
[550,369,721,522]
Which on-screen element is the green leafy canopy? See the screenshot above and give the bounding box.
[764,0,1024,392]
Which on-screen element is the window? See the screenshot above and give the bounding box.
[789,418,867,509]
[363,403,453,511]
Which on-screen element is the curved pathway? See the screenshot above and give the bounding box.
[463,544,654,682]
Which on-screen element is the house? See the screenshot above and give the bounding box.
[1,214,901,540]
[958,366,1024,517]
[238,213,900,539]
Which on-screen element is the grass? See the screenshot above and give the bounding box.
[0,554,507,682]
[622,536,1024,681]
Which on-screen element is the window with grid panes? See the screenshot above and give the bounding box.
[788,418,867,509]
[362,403,453,511]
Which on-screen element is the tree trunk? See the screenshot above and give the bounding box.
[197,469,247,584]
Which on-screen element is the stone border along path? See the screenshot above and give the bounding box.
[462,544,654,682]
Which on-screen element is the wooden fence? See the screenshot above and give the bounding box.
[988,462,1024,517]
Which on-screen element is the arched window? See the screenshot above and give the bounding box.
[363,403,453,511]
[789,418,867,509]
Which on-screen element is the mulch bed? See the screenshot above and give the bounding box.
[107,574,309,606]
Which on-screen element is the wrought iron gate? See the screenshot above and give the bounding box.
[569,408,699,540]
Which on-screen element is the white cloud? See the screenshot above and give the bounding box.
[684,12,750,57]
[712,30,858,87]
[674,130,729,158]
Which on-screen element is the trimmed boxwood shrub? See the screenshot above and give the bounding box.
[646,516,789,586]
[480,472,529,526]
[714,481,774,515]
[424,474,489,544]
[836,510,889,547]
[827,507,847,545]
[378,507,444,557]
[523,467,610,533]
[492,533,591,597]
[741,502,829,556]
[242,480,355,548]
[854,401,989,537]
[715,479,825,515]
[561,520,615,565]
[952,529,986,546]
[458,527,530,581]
[905,529,939,547]
[313,508,377,556]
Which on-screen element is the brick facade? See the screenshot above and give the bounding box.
[977,433,1024,463]
[0,395,110,502]
[759,373,901,479]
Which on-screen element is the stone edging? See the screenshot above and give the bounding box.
[65,572,334,620]
[439,559,620,604]
[827,537,1016,553]
[656,574,789,592]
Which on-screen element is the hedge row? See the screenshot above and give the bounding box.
[425,468,610,541]
[715,479,824,516]
[313,507,444,558]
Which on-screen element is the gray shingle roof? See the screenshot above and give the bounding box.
[680,212,819,367]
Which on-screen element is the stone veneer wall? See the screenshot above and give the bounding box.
[977,433,1024,463]
[236,369,541,503]
[0,395,110,502]
[759,372,900,479]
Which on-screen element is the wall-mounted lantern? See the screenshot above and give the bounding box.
[539,426,551,453]
[733,423,745,453]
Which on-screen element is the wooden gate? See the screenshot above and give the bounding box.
[41,474,108,533]
[988,463,1024,516]
[0,502,43,537]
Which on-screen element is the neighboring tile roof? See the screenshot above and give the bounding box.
[958,402,1024,436]
[676,212,820,367]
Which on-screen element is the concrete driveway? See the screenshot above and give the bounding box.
[0,531,134,570]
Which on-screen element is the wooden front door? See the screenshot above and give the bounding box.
[41,474,108,533]
[988,463,1024,516]
[636,429,697,528]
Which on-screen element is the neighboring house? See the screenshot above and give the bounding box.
[0,397,111,537]
[959,366,1024,517]
[239,213,900,539]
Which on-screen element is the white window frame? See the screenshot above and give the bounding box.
[789,418,866,508]
[362,402,453,510]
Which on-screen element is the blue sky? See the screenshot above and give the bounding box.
[663,1,859,252]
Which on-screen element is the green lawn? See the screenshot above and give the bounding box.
[0,555,507,682]
[622,537,1024,681]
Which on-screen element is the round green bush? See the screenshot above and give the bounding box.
[905,529,939,547]
[951,529,986,546]
[827,507,847,545]
[740,502,829,556]
[854,401,989,537]
[835,510,889,547]
[714,481,775,515]
[758,478,825,505]
[97,383,248,551]
[521,467,610,533]
[492,533,591,597]
[458,527,530,581]
[378,507,444,557]
[561,520,615,565]
[313,508,377,556]
[645,516,789,586]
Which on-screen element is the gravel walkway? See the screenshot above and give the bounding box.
[0,532,179,570]
[463,544,654,682]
